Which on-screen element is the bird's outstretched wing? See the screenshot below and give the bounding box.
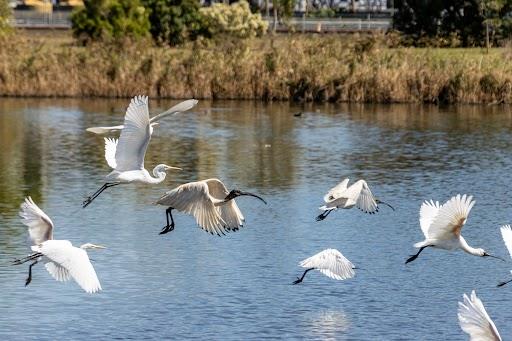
[206,179,244,231]
[354,180,378,214]
[500,225,512,261]
[299,249,355,281]
[428,194,475,240]
[104,138,118,169]
[149,99,198,123]
[323,178,350,202]
[156,181,228,236]
[458,290,502,341]
[115,95,150,171]
[33,240,102,294]
[86,125,124,135]
[419,200,441,238]
[19,197,54,246]
[44,262,72,282]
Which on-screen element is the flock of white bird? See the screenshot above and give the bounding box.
[11,95,512,339]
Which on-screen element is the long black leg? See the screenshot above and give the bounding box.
[83,183,120,208]
[25,260,39,286]
[497,278,512,287]
[12,252,42,265]
[405,246,429,264]
[293,268,315,285]
[159,207,175,235]
[316,209,333,222]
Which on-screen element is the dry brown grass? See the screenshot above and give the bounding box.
[0,32,511,103]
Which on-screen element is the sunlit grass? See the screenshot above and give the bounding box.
[1,32,511,103]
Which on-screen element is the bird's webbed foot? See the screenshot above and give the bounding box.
[292,277,303,285]
[159,223,175,235]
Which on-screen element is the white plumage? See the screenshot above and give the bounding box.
[32,240,102,294]
[19,197,54,246]
[14,197,104,293]
[406,194,502,263]
[86,99,198,134]
[500,225,512,262]
[155,179,266,236]
[83,95,185,208]
[317,179,393,221]
[294,249,355,284]
[497,225,512,287]
[458,291,502,341]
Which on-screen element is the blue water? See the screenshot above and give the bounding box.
[0,99,511,340]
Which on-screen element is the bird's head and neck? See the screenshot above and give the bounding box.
[80,243,106,250]
[223,189,267,205]
[462,241,504,261]
[150,164,182,184]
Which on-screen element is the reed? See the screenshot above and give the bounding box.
[0,32,511,103]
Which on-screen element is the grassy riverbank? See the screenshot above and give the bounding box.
[1,31,511,103]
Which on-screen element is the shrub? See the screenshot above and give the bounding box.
[71,0,150,43]
[0,0,11,35]
[200,1,268,39]
[142,0,207,46]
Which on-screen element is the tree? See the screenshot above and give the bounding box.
[142,0,207,46]
[71,0,150,43]
[393,0,486,46]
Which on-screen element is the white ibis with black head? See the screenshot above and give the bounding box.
[155,178,267,236]
[316,178,394,221]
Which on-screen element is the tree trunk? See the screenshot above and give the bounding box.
[486,21,490,53]
[273,2,278,33]
[265,0,270,17]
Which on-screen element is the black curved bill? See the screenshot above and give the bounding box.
[239,191,267,205]
[377,200,395,211]
[484,253,505,261]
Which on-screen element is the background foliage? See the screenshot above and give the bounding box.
[71,0,150,43]
[142,0,208,46]
[200,1,268,39]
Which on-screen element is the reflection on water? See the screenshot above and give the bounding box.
[0,98,512,339]
[304,310,350,340]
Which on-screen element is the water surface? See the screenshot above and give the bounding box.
[0,99,511,340]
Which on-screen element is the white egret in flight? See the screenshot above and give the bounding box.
[12,197,104,293]
[83,95,184,208]
[316,178,394,221]
[155,178,267,236]
[293,249,356,284]
[405,194,504,264]
[86,99,198,134]
[458,290,502,341]
[497,224,512,287]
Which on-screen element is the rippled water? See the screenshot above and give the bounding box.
[1,99,511,340]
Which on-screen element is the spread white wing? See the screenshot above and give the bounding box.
[458,291,502,341]
[104,137,118,169]
[428,194,475,240]
[419,200,441,238]
[19,197,54,246]
[44,262,72,282]
[354,180,378,214]
[500,225,512,260]
[86,125,125,135]
[156,181,228,236]
[323,178,350,202]
[300,249,355,281]
[32,240,102,294]
[206,179,245,231]
[149,99,198,123]
[114,95,151,171]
